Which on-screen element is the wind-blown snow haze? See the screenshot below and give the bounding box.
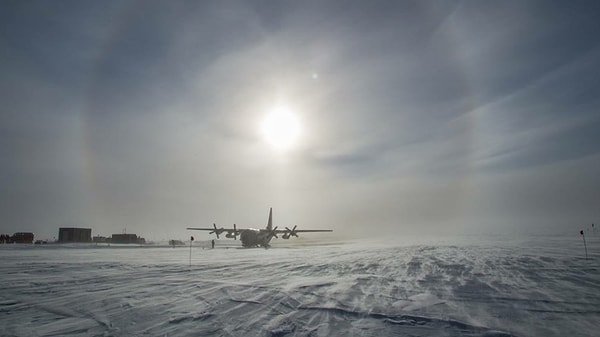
[1,236,599,336]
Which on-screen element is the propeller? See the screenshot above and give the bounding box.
[266,226,279,240]
[282,225,299,240]
[225,224,239,240]
[209,223,225,239]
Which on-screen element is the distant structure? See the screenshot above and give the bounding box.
[92,235,108,243]
[58,227,92,242]
[169,239,184,247]
[9,232,34,244]
[111,233,145,244]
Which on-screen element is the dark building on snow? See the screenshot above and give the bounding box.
[10,232,34,243]
[111,233,145,244]
[59,227,92,242]
[92,235,108,243]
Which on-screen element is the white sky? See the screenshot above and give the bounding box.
[1,1,600,240]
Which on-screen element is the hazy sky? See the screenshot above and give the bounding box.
[2,1,600,241]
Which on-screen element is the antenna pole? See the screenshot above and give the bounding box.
[580,230,588,260]
[189,236,194,267]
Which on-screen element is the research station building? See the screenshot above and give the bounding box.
[58,227,92,242]
[110,233,145,244]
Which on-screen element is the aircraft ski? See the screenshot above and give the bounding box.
[187,208,332,248]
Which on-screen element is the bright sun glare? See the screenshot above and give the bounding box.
[261,106,300,152]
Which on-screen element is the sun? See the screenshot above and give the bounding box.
[261,106,301,152]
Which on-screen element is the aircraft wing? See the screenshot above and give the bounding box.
[272,229,332,233]
[186,224,241,239]
[186,227,229,231]
[184,227,332,233]
[272,225,332,239]
[186,222,333,240]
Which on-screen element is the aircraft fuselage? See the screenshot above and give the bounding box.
[239,229,273,248]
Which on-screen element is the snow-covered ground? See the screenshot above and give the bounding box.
[1,235,598,337]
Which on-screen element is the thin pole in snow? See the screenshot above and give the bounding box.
[580,230,588,260]
[189,236,194,267]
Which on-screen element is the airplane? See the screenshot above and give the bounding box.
[187,208,332,248]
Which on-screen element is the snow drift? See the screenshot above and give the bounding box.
[1,235,598,336]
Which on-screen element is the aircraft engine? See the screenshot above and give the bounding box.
[225,224,239,240]
[209,223,225,239]
[266,226,279,240]
[283,225,299,239]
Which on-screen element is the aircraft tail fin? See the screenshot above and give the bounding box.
[267,208,273,231]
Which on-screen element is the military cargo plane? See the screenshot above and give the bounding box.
[187,208,332,248]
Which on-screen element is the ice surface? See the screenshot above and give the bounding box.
[1,235,598,336]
